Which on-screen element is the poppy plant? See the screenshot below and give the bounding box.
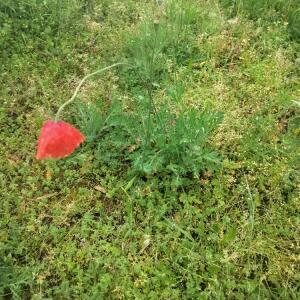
[36,63,128,160]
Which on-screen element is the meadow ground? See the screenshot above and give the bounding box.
[0,0,299,298]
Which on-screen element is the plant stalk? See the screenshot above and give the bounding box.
[55,63,130,122]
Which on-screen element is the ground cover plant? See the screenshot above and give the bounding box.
[0,0,299,298]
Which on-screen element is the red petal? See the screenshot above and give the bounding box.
[36,120,85,160]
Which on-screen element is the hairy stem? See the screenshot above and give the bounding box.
[55,62,130,122]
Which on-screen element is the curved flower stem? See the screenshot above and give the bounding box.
[55,62,130,122]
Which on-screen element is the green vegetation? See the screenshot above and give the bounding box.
[1,0,299,298]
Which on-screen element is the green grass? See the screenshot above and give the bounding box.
[1,0,299,299]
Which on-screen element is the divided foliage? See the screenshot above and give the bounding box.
[77,98,223,177]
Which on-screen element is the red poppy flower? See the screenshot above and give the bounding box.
[36,120,85,160]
